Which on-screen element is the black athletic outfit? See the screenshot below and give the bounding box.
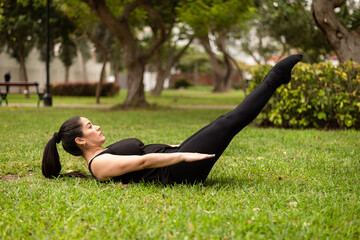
[88,54,303,185]
[88,80,279,185]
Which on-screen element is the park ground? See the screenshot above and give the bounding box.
[0,88,359,239]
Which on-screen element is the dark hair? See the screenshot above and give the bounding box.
[42,116,88,178]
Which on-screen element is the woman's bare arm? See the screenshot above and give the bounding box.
[90,152,215,181]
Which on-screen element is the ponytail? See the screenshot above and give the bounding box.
[42,137,61,178]
[41,116,89,179]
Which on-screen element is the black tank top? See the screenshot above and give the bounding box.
[88,138,179,184]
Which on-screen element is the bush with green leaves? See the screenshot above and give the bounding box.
[248,61,360,129]
[51,82,120,97]
[174,78,193,89]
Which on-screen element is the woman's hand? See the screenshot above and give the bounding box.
[180,152,215,162]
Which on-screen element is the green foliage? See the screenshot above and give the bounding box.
[0,0,81,76]
[335,1,360,32]
[34,1,77,63]
[178,0,254,37]
[51,82,120,97]
[0,0,40,61]
[248,0,331,63]
[177,47,211,73]
[57,0,99,33]
[174,78,193,89]
[248,61,360,128]
[58,39,77,67]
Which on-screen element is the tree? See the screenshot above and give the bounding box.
[0,0,79,90]
[177,47,211,77]
[150,26,194,96]
[34,5,78,83]
[0,1,40,91]
[81,0,177,106]
[59,1,95,82]
[240,0,332,63]
[71,35,91,82]
[58,39,77,83]
[239,20,280,65]
[90,23,117,104]
[55,12,78,83]
[60,1,118,103]
[312,0,360,63]
[178,0,253,92]
[108,45,124,87]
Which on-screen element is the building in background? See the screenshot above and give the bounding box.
[0,48,110,93]
[0,48,165,93]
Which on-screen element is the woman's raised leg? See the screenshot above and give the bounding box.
[168,54,303,184]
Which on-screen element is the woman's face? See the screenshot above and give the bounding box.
[79,117,106,147]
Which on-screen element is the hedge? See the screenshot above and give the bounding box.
[51,82,120,97]
[173,78,193,89]
[248,61,360,129]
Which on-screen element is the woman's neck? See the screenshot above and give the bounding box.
[83,147,106,164]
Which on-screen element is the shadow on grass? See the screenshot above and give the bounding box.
[0,173,33,181]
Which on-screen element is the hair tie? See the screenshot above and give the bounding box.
[53,132,61,144]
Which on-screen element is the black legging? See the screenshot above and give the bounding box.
[168,81,278,184]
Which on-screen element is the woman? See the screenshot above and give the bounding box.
[42,54,302,185]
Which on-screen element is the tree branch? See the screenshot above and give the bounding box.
[140,2,168,61]
[86,32,108,56]
[200,34,223,67]
[85,0,136,47]
[121,0,141,20]
[169,36,194,67]
[214,33,232,84]
[332,0,346,8]
[311,0,360,62]
[214,31,239,72]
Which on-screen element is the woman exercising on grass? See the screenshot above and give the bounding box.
[42,54,303,185]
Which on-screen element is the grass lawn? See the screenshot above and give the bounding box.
[3,86,244,107]
[0,91,359,239]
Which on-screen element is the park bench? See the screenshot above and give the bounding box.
[0,82,44,106]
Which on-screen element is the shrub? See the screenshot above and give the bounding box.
[174,78,193,89]
[248,61,360,129]
[51,82,120,97]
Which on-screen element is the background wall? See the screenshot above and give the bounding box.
[0,49,109,93]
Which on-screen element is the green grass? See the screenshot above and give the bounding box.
[0,94,360,239]
[4,87,244,106]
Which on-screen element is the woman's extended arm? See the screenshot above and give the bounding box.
[90,152,215,181]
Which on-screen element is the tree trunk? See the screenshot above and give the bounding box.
[85,0,168,107]
[77,48,88,82]
[96,57,107,104]
[112,58,120,87]
[151,37,193,96]
[200,35,229,92]
[88,32,109,105]
[151,68,168,96]
[151,48,165,96]
[151,45,171,96]
[215,33,233,91]
[311,0,360,63]
[124,61,148,106]
[18,49,30,98]
[64,65,70,82]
